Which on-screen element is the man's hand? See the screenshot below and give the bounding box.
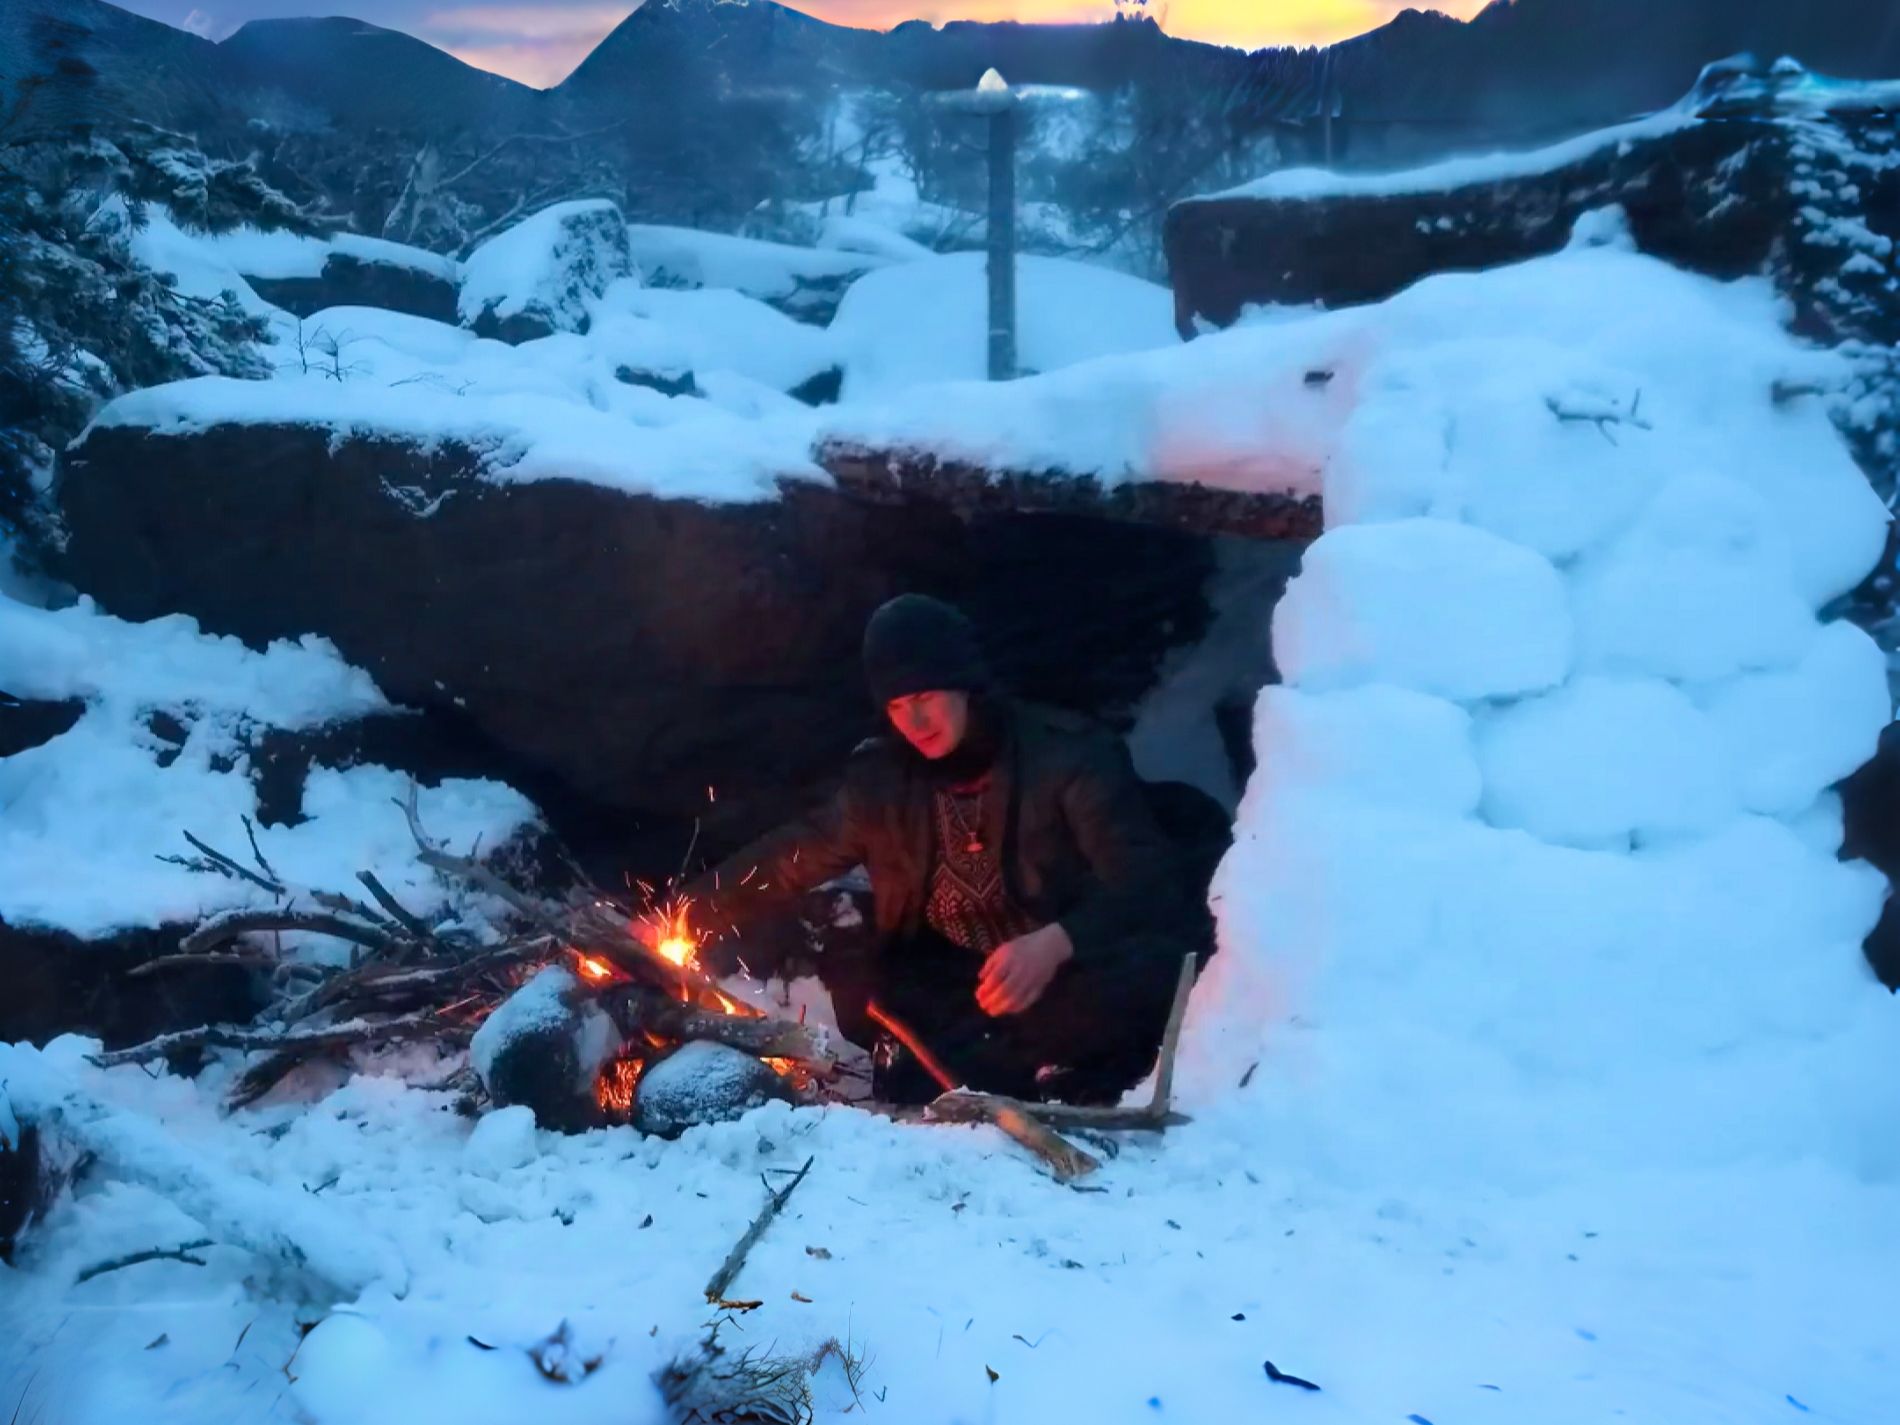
[977,923,1074,1017]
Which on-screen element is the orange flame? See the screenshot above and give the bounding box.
[640,898,702,972]
[595,1057,642,1115]
[575,953,617,983]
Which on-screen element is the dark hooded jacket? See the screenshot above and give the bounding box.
[682,700,1189,967]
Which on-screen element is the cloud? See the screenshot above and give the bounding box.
[179,7,227,38]
[419,3,633,85]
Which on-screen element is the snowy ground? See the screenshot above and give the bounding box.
[4,194,1898,1424]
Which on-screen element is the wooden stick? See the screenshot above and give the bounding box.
[704,1156,814,1305]
[865,1000,1099,1180]
[88,1011,446,1069]
[864,999,959,1093]
[127,949,277,978]
[925,1093,1100,1181]
[356,871,434,941]
[602,987,835,1074]
[74,1238,215,1284]
[1146,953,1198,1118]
[177,909,395,959]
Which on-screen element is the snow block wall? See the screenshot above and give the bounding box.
[1183,235,1900,1195]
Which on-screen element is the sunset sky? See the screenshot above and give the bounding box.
[121,0,1494,87]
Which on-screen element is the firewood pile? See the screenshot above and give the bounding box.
[97,788,836,1132]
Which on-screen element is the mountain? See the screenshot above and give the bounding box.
[0,0,235,137]
[218,16,542,133]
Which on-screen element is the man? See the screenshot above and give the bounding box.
[656,593,1206,1105]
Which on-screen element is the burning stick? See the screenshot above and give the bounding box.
[865,1000,1101,1182]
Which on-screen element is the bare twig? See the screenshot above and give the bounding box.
[88,1012,447,1070]
[127,949,278,979]
[705,1157,815,1305]
[356,871,434,942]
[74,1239,215,1285]
[178,910,397,959]
[241,817,280,887]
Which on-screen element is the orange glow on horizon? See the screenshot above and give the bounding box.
[428,0,1492,88]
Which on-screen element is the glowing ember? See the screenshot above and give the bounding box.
[595,1057,642,1115]
[575,953,617,983]
[657,936,695,968]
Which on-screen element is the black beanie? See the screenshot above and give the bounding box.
[862,594,991,707]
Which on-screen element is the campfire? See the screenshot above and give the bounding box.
[88,786,1193,1178]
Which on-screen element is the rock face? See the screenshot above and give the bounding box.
[459,199,635,343]
[55,422,1219,878]
[247,251,460,325]
[1166,61,1899,349]
[0,920,261,1048]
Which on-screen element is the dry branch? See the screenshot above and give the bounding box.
[178,909,397,959]
[704,1156,815,1305]
[74,1238,215,1284]
[88,1011,447,1070]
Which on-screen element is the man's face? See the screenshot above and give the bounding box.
[886,689,970,760]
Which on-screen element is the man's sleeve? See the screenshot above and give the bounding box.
[1054,736,1184,963]
[679,780,867,944]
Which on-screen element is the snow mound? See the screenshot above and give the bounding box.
[588,278,838,394]
[626,223,877,312]
[1182,233,1898,1200]
[828,252,1176,400]
[0,594,535,940]
[195,225,460,284]
[458,199,634,337]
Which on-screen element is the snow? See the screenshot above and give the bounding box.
[8,193,1900,1425]
[0,594,536,939]
[1274,518,1574,700]
[828,252,1177,399]
[1476,676,1741,846]
[459,199,634,335]
[626,223,877,305]
[588,278,839,394]
[195,224,460,282]
[116,201,277,317]
[88,374,823,504]
[1199,105,1700,203]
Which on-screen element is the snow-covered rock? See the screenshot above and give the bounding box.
[626,223,880,325]
[633,1040,794,1139]
[828,252,1177,400]
[458,199,634,343]
[469,966,619,1132]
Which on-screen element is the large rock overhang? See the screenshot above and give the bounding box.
[55,422,1317,876]
[1163,69,1900,348]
